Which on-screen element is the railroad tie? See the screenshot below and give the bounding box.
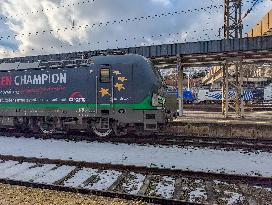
[204,181,217,204]
[107,172,128,192]
[54,167,81,186]
[137,174,153,196]
[172,177,183,200]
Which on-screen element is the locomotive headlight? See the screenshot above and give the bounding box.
[152,93,165,107]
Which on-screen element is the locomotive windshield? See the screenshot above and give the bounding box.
[148,60,163,85]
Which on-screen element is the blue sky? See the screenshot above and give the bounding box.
[0,0,271,58]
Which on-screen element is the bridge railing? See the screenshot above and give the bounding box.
[0,36,271,63]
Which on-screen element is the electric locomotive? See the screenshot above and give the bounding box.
[0,54,168,137]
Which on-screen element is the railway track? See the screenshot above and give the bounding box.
[0,154,271,205]
[183,104,272,112]
[2,130,272,151]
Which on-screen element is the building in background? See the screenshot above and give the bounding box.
[247,9,271,37]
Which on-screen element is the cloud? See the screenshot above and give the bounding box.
[151,0,171,6]
[0,0,271,58]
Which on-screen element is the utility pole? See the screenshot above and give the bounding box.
[177,55,184,117]
[222,0,244,118]
[224,0,243,39]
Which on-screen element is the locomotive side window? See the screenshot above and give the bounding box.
[100,68,110,83]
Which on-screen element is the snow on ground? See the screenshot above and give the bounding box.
[122,173,145,195]
[33,165,75,184]
[189,187,208,203]
[151,176,175,199]
[64,168,98,188]
[0,162,35,179]
[0,136,272,177]
[11,164,57,182]
[85,170,121,191]
[223,192,245,205]
[0,161,18,171]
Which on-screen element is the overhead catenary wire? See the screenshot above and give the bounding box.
[0,27,220,56]
[0,0,265,21]
[0,3,223,57]
[0,4,223,41]
[243,0,261,19]
[0,0,96,20]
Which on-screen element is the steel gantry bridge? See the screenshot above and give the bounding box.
[0,35,271,64]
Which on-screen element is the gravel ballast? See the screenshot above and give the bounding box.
[0,183,151,205]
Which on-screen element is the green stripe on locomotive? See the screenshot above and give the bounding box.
[0,96,158,110]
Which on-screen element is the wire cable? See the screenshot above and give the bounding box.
[0,27,220,56]
[0,0,96,20]
[243,0,261,19]
[0,4,223,41]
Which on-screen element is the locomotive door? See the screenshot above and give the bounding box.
[96,66,113,107]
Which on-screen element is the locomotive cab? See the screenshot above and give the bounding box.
[91,55,167,136]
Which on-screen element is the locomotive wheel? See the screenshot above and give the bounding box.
[91,118,113,137]
[91,124,113,137]
[39,118,55,134]
[39,124,55,134]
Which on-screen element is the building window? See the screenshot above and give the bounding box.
[100,68,110,83]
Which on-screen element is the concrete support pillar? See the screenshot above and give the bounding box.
[177,56,184,117]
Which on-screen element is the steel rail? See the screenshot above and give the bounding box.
[1,131,272,151]
[0,154,271,187]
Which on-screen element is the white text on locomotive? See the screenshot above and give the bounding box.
[14,73,67,86]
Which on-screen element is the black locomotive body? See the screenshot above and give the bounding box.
[0,54,167,136]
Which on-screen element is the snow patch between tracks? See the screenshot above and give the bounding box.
[0,136,271,177]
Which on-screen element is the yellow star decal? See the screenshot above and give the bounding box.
[99,88,110,97]
[118,77,128,82]
[114,83,125,91]
[113,70,121,76]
